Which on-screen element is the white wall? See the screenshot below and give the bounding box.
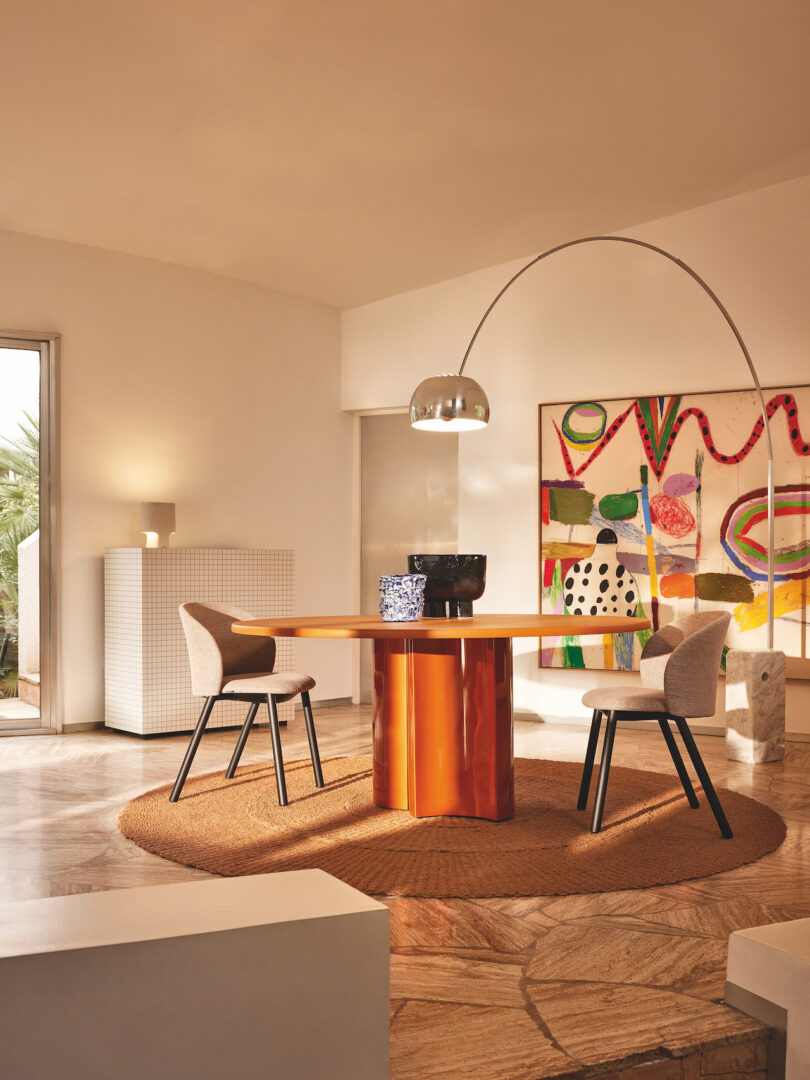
[0,228,354,728]
[342,174,810,736]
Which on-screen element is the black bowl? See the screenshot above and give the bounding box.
[407,554,486,618]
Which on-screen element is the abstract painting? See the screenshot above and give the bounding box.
[539,385,810,676]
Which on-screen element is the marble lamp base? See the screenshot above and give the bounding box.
[725,649,786,763]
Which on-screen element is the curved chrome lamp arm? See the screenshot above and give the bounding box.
[456,234,776,649]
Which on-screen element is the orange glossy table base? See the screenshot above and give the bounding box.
[372,637,514,820]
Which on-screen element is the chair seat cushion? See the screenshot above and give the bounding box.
[582,686,668,713]
[222,671,316,700]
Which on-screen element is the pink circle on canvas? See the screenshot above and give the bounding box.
[663,473,700,497]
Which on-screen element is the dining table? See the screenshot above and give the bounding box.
[231,613,650,821]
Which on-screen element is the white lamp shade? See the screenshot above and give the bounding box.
[140,502,176,547]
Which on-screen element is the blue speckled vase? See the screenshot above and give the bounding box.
[379,574,427,622]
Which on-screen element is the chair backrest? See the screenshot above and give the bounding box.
[640,610,730,718]
[179,602,276,696]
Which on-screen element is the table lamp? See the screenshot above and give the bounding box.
[140,502,175,548]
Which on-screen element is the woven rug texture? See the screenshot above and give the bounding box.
[118,755,786,898]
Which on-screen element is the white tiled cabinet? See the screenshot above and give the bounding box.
[104,548,295,734]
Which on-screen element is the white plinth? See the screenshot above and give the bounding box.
[0,871,390,1080]
[725,648,785,763]
[726,917,810,1079]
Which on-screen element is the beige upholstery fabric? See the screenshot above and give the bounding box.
[583,611,730,718]
[222,671,316,701]
[179,602,313,698]
[582,686,668,712]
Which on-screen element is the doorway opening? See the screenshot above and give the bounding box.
[358,412,458,702]
[0,334,58,733]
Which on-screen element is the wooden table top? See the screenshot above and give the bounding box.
[231,614,650,640]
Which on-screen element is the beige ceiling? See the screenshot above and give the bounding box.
[2,1,810,309]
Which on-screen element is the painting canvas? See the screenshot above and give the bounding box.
[539,385,810,676]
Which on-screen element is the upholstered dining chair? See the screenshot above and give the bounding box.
[578,610,732,838]
[170,602,324,806]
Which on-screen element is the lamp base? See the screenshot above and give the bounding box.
[725,649,785,763]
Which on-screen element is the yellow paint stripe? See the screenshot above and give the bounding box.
[733,579,806,632]
[645,533,659,598]
[541,541,595,560]
[603,634,614,670]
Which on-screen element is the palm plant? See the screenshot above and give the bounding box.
[0,414,39,692]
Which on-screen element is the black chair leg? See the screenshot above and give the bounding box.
[225,701,260,779]
[673,717,733,838]
[657,717,699,808]
[590,711,617,834]
[301,691,325,788]
[266,694,288,807]
[578,710,603,810]
[170,696,216,802]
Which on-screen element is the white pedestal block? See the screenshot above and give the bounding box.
[725,648,785,763]
[0,871,390,1080]
[726,918,810,1079]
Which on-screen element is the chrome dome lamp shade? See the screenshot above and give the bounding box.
[409,373,490,431]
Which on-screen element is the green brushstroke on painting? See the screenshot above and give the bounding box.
[548,487,594,525]
[634,596,654,651]
[599,492,639,520]
[637,396,682,467]
[695,572,755,603]
[550,561,562,607]
[561,639,585,668]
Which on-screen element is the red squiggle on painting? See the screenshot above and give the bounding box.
[649,493,695,538]
[555,393,810,480]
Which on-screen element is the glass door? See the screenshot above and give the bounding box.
[0,335,57,733]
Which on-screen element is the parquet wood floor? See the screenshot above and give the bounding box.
[2,706,804,1079]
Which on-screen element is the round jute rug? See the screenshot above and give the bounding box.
[118,756,786,897]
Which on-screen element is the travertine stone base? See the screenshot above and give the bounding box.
[725,649,785,763]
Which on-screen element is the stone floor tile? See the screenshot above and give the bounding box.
[620,1058,683,1078]
[699,1035,767,1074]
[391,951,525,1007]
[526,922,726,989]
[542,890,679,922]
[390,1001,576,1080]
[386,896,537,952]
[525,981,765,1068]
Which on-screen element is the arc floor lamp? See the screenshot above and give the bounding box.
[409,235,776,649]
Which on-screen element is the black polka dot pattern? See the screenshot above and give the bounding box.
[560,534,638,617]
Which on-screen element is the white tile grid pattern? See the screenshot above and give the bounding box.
[104,549,296,735]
